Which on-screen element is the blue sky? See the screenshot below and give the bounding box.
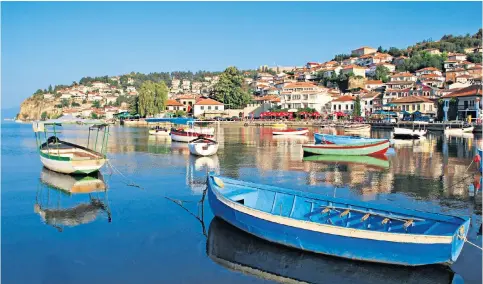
[2,1,482,109]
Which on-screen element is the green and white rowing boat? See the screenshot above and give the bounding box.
[302,140,390,156]
[33,121,109,175]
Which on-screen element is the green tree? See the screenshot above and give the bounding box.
[137,81,168,117]
[211,66,251,109]
[92,100,101,108]
[61,98,70,107]
[353,96,362,117]
[48,85,53,93]
[41,111,48,121]
[91,113,99,119]
[467,53,482,63]
[374,66,391,83]
[129,96,139,115]
[71,102,80,107]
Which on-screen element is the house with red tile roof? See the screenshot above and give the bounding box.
[193,98,224,118]
[441,85,482,120]
[165,99,186,112]
[331,95,356,114]
[390,72,417,82]
[391,96,437,115]
[341,65,366,77]
[415,67,443,77]
[448,53,467,62]
[364,80,384,91]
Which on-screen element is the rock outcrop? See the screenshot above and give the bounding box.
[17,96,62,121]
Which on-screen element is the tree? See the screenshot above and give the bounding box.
[41,111,48,121]
[388,47,403,57]
[467,53,482,63]
[71,102,80,107]
[48,85,53,93]
[374,66,391,83]
[92,100,101,108]
[91,113,99,119]
[61,98,70,108]
[211,66,251,109]
[129,96,139,115]
[333,54,351,62]
[137,81,168,117]
[353,96,362,117]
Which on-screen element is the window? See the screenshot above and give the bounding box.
[208,106,211,110]
[346,105,348,110]
[183,101,186,105]
[351,105,354,110]
[370,101,373,105]
[338,105,341,110]
[334,105,337,110]
[201,106,204,110]
[417,105,420,111]
[215,106,218,110]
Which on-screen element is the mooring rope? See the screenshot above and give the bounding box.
[106,159,144,190]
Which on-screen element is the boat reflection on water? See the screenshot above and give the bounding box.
[34,168,111,232]
[187,155,220,194]
[206,217,460,284]
[391,136,427,149]
[303,154,390,170]
[171,141,191,155]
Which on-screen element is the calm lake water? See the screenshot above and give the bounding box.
[2,122,482,284]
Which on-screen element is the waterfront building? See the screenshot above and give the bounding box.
[193,98,224,118]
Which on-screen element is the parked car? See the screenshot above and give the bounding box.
[230,116,241,121]
[213,116,223,121]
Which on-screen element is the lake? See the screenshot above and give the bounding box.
[2,122,482,284]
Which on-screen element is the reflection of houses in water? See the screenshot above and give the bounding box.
[35,168,111,232]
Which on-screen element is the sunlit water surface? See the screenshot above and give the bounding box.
[2,122,482,284]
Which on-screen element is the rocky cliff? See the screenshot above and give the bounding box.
[348,77,366,90]
[17,96,62,121]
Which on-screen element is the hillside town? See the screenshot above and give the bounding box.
[21,43,482,123]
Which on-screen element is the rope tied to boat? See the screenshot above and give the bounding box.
[106,159,144,190]
[457,226,483,251]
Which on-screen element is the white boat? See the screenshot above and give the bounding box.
[444,126,474,135]
[33,122,109,175]
[343,124,371,133]
[171,129,214,143]
[188,137,219,156]
[393,127,427,139]
[272,128,309,136]
[186,127,215,135]
[149,127,170,136]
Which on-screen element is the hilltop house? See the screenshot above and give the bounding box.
[415,67,443,77]
[351,46,377,57]
[341,65,366,77]
[365,80,384,91]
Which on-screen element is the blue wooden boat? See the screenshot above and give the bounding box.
[207,174,470,266]
[315,133,386,145]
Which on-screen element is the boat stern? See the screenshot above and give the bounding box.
[450,218,471,263]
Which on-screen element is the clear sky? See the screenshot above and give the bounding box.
[2,1,482,109]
